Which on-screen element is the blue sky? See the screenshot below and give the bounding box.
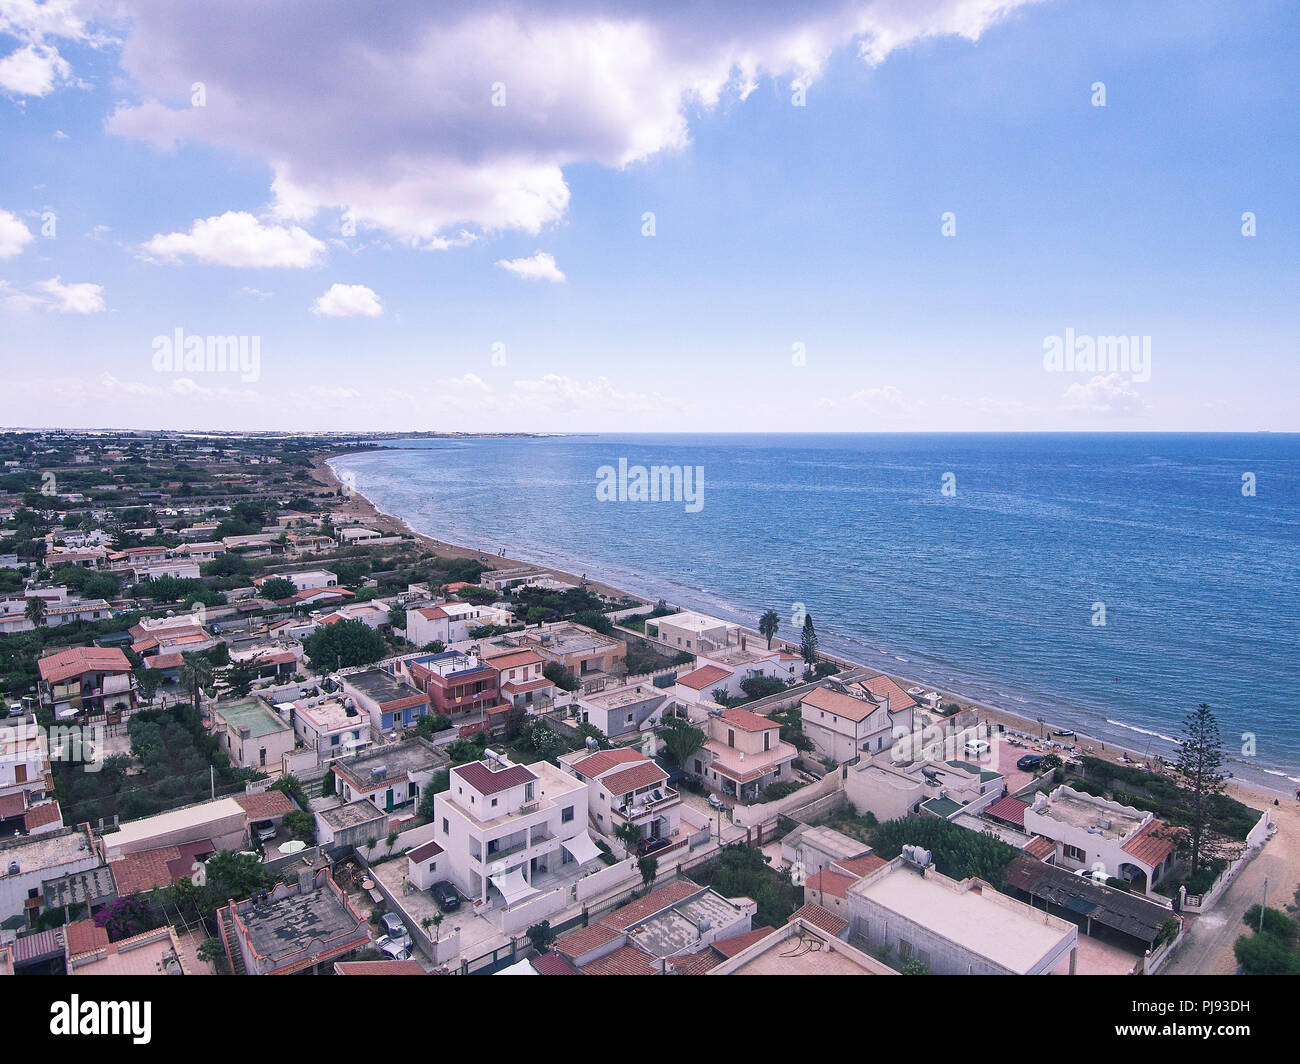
[0,0,1295,432]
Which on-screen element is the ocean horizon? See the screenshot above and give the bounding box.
[331,432,1300,796]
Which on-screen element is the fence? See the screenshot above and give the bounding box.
[730,771,843,831]
[1181,809,1273,913]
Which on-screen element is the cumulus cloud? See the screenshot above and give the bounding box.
[141,210,328,267]
[310,283,383,317]
[496,250,565,283]
[1062,373,1148,415]
[105,1,1039,244]
[0,276,105,313]
[0,209,34,258]
[0,0,93,97]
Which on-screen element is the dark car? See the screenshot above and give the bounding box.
[432,881,460,912]
[1017,754,1045,771]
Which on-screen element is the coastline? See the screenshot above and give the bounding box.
[316,447,1295,810]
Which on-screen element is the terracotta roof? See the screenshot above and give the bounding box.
[408,840,444,863]
[555,922,624,958]
[502,678,553,694]
[832,853,887,878]
[110,847,183,896]
[801,685,879,723]
[984,795,1030,828]
[37,646,132,684]
[234,791,295,819]
[532,952,582,975]
[711,926,775,958]
[665,948,722,975]
[676,665,731,691]
[453,761,537,796]
[65,919,110,957]
[23,800,62,831]
[580,945,656,976]
[599,880,701,931]
[149,652,184,670]
[0,791,27,819]
[417,606,449,620]
[856,674,918,714]
[572,749,646,777]
[789,902,849,937]
[335,960,425,975]
[720,706,776,732]
[483,649,544,670]
[1024,835,1056,860]
[1121,819,1178,867]
[600,762,669,796]
[805,868,856,899]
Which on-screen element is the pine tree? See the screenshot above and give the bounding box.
[1172,703,1228,875]
[800,614,818,666]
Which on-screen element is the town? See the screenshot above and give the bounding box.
[0,429,1287,979]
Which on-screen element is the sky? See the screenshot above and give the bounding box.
[0,0,1296,433]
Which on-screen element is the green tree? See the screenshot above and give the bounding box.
[24,595,46,628]
[759,610,780,650]
[526,921,557,953]
[196,937,226,973]
[1172,703,1229,875]
[259,577,297,601]
[614,821,643,854]
[221,657,259,699]
[800,613,818,667]
[303,618,387,671]
[660,715,706,767]
[638,855,659,889]
[178,653,215,714]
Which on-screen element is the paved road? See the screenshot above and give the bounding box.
[1164,838,1280,975]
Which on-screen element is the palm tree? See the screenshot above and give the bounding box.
[614,821,643,855]
[24,595,46,629]
[177,653,215,714]
[759,610,780,650]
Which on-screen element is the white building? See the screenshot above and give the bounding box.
[643,610,738,655]
[431,755,602,911]
[572,684,669,739]
[289,696,372,763]
[406,601,511,647]
[800,676,917,763]
[560,747,682,854]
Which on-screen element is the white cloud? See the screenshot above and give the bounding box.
[0,41,71,96]
[1062,373,1148,415]
[310,283,383,317]
[141,211,328,268]
[496,250,565,283]
[106,1,1040,244]
[1,276,105,313]
[0,209,34,258]
[508,373,683,414]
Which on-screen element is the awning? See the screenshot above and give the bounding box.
[489,867,540,908]
[561,832,603,865]
[496,958,539,975]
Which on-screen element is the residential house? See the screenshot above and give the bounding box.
[398,651,501,723]
[801,675,917,764]
[331,740,447,816]
[482,648,556,710]
[560,747,683,856]
[516,622,626,691]
[690,707,797,803]
[572,683,668,739]
[36,647,137,722]
[643,610,738,655]
[338,667,430,735]
[210,699,296,771]
[289,696,371,763]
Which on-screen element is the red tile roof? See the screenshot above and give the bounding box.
[65,919,110,957]
[532,952,582,975]
[676,665,731,691]
[599,880,701,931]
[555,922,624,958]
[720,706,776,733]
[665,948,722,975]
[801,685,878,723]
[408,840,444,863]
[453,761,537,796]
[1024,835,1056,860]
[856,674,918,714]
[805,868,856,899]
[580,944,656,976]
[600,762,669,796]
[110,846,185,896]
[22,800,62,831]
[37,646,132,684]
[1121,819,1178,867]
[711,926,775,958]
[789,902,849,937]
[483,649,544,671]
[832,853,887,878]
[984,795,1030,829]
[572,749,646,777]
[234,791,296,819]
[0,791,27,819]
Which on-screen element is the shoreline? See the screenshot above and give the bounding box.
[316,447,1296,810]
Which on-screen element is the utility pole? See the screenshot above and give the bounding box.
[1259,877,1268,933]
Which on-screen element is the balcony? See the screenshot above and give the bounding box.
[613,786,679,822]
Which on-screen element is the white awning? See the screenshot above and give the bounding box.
[489,867,540,908]
[496,958,538,975]
[561,831,603,866]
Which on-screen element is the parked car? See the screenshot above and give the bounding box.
[964,739,990,757]
[381,912,410,946]
[376,935,410,961]
[1017,754,1045,771]
[431,881,460,912]
[252,820,277,843]
[707,794,726,810]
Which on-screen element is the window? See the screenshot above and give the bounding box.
[428,862,437,874]
[694,759,703,774]
[524,782,535,802]
[764,732,770,751]
[727,729,735,747]
[442,818,449,834]
[562,806,574,823]
[899,939,914,960]
[491,798,498,807]
[1064,844,1086,862]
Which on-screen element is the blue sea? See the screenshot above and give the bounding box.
[331,434,1300,794]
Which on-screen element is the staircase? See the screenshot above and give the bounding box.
[218,912,247,975]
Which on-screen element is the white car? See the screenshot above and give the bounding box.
[964,739,991,757]
[375,935,410,961]
[707,794,726,810]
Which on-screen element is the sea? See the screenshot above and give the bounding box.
[330,433,1300,795]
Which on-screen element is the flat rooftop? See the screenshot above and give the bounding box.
[335,740,445,784]
[627,891,747,958]
[342,668,424,704]
[656,611,730,633]
[239,886,362,962]
[584,684,659,710]
[525,624,620,657]
[319,800,387,830]
[0,826,95,876]
[100,798,245,853]
[1033,789,1146,841]
[296,697,367,731]
[726,925,891,975]
[215,699,288,738]
[851,864,1074,974]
